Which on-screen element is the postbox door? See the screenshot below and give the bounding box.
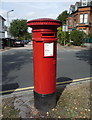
[33,40,57,94]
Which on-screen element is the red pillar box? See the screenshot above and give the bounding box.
[27,18,61,112]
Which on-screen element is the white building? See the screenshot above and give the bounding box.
[80,0,92,6]
[0,15,6,39]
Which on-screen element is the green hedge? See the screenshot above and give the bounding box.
[70,30,85,46]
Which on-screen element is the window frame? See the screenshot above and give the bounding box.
[80,14,83,23]
[79,13,88,24]
[84,13,88,23]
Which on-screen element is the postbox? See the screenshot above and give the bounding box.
[27,18,61,112]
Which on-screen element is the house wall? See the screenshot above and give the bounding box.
[89,7,92,34]
[0,16,5,38]
[78,6,92,34]
[66,6,92,35]
[66,17,73,32]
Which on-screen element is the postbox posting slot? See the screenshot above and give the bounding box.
[42,33,55,38]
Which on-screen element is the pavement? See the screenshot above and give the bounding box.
[0,42,33,52]
[0,47,12,52]
[0,42,34,118]
[1,42,91,52]
[57,43,90,51]
[2,90,34,118]
[1,77,91,119]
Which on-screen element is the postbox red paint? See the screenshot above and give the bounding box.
[27,18,61,112]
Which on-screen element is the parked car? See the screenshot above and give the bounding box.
[23,40,28,44]
[13,40,24,47]
[23,40,30,44]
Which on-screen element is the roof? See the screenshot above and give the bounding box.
[66,17,72,20]
[76,2,80,4]
[70,5,75,7]
[0,15,6,21]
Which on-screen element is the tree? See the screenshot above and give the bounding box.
[24,33,32,40]
[57,27,62,44]
[9,19,28,39]
[70,30,85,46]
[57,10,70,25]
[57,27,70,45]
[18,32,32,40]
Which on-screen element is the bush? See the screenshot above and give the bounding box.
[70,30,85,46]
[87,33,92,39]
[57,28,70,45]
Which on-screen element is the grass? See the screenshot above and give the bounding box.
[2,97,20,119]
[48,81,91,119]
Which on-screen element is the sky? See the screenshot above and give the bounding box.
[0,0,80,32]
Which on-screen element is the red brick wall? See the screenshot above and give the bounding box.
[67,6,92,35]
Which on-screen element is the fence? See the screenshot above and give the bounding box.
[83,38,92,43]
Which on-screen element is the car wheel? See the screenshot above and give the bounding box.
[22,45,24,47]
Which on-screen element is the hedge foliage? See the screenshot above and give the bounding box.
[70,30,85,46]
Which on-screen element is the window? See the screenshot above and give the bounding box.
[79,29,86,33]
[80,13,88,23]
[83,3,87,6]
[66,21,68,26]
[83,29,86,33]
[84,14,88,23]
[69,19,72,24]
[79,29,82,31]
[80,14,83,23]
[82,0,87,6]
[2,21,4,28]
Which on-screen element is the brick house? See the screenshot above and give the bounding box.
[66,17,73,32]
[66,0,92,35]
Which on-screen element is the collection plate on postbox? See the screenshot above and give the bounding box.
[44,42,54,57]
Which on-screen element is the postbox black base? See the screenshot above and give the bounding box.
[34,91,56,112]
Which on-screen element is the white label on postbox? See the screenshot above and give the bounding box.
[44,43,54,57]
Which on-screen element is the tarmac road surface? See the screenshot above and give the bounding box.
[1,43,91,95]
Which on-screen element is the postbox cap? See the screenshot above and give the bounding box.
[27,18,61,27]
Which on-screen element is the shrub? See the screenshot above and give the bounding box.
[57,28,70,45]
[70,30,85,46]
[87,33,92,39]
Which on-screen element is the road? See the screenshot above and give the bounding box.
[57,46,91,80]
[1,43,91,94]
